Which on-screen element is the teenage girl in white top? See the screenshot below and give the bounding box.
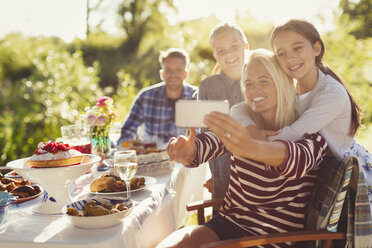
[231,19,372,207]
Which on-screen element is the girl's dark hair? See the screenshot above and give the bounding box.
[270,19,362,135]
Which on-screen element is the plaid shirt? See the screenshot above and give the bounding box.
[118,82,197,147]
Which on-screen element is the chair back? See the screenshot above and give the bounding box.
[192,156,355,248]
[305,156,356,247]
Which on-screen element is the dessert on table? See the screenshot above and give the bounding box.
[27,140,83,168]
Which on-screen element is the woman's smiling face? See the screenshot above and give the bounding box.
[244,60,277,117]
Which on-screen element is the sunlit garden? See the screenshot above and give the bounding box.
[0,0,371,166]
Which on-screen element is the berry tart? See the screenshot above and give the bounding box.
[27,141,83,168]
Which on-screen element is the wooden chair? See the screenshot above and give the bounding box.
[186,156,358,248]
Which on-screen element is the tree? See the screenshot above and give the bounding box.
[74,0,176,90]
[323,17,372,125]
[340,0,372,39]
[118,0,176,54]
[86,0,104,36]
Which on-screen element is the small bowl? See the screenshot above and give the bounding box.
[62,197,133,229]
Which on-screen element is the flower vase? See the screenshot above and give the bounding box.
[90,125,111,171]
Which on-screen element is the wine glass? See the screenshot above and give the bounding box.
[113,150,138,199]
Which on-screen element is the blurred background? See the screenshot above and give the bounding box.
[0,0,371,166]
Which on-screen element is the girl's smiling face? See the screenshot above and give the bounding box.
[273,29,321,84]
[212,30,247,79]
[244,60,277,118]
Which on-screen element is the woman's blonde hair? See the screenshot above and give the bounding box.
[241,48,296,129]
[210,23,248,74]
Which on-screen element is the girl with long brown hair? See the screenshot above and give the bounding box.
[232,19,372,212]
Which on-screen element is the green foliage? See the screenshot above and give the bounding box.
[72,9,273,91]
[114,70,140,124]
[1,1,371,168]
[236,11,273,50]
[340,0,372,39]
[71,32,125,89]
[0,34,102,166]
[356,124,372,152]
[323,17,372,125]
[118,0,175,54]
[166,17,220,85]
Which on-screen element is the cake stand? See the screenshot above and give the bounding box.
[6,154,100,214]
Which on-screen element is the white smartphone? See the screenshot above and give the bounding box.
[175,100,230,128]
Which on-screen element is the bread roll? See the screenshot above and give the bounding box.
[90,177,116,192]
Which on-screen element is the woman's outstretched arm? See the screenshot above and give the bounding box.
[204,112,286,166]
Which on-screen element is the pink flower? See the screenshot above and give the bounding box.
[96,115,108,126]
[96,96,112,107]
[82,97,118,129]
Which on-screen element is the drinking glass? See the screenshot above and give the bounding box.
[113,150,138,199]
[59,124,91,153]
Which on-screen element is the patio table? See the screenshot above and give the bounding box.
[0,162,208,248]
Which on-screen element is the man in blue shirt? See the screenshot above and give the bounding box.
[117,48,197,148]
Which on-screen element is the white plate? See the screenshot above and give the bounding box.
[86,176,156,195]
[11,185,44,204]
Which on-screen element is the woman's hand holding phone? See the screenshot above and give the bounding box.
[204,112,285,166]
[204,112,256,159]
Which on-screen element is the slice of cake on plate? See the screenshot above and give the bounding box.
[27,140,83,168]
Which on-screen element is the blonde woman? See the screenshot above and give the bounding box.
[157,49,327,248]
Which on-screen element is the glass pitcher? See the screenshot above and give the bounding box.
[58,124,91,154]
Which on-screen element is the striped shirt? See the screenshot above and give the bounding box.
[117,82,197,146]
[198,71,245,199]
[190,131,328,247]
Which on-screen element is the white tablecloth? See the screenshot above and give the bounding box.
[0,163,208,248]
